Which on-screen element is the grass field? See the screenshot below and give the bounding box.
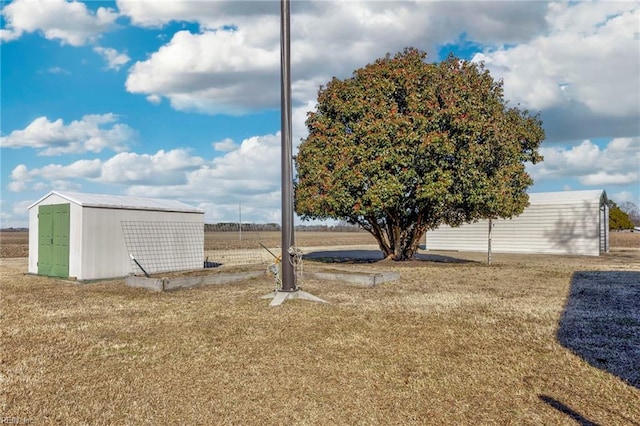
[1,231,639,424]
[0,230,379,258]
[1,230,637,258]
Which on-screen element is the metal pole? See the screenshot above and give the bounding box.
[129,254,150,278]
[280,0,296,291]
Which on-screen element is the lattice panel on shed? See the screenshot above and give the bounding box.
[121,221,203,275]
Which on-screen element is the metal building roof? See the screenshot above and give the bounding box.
[527,190,607,205]
[29,191,204,214]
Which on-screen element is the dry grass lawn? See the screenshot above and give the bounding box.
[1,231,639,424]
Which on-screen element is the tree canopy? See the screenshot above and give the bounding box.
[609,201,635,230]
[294,48,545,260]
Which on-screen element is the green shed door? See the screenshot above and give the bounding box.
[38,205,54,276]
[38,204,70,278]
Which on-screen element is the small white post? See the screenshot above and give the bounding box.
[487,218,493,265]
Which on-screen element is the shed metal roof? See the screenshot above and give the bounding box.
[29,191,204,214]
[527,190,606,205]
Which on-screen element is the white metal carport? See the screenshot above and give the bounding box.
[425,190,609,256]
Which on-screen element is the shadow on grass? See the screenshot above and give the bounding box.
[557,271,640,389]
[303,249,474,264]
[539,395,601,426]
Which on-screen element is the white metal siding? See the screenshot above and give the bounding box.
[28,208,38,274]
[80,207,203,280]
[426,191,606,256]
[69,204,83,279]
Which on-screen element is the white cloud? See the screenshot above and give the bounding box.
[0,114,134,155]
[119,133,283,219]
[116,0,286,30]
[98,149,205,185]
[7,181,28,193]
[292,101,315,148]
[122,1,549,116]
[46,66,70,75]
[581,172,638,186]
[116,0,546,45]
[0,28,21,43]
[208,133,281,183]
[10,164,30,181]
[8,159,101,192]
[4,1,635,142]
[146,94,162,105]
[0,0,118,46]
[12,200,33,216]
[529,137,640,187]
[120,1,638,145]
[472,3,639,120]
[38,180,82,193]
[5,131,284,221]
[125,29,280,115]
[197,192,281,224]
[213,138,236,152]
[610,190,638,205]
[94,47,131,71]
[18,159,101,180]
[0,199,32,229]
[7,149,206,193]
[116,0,220,28]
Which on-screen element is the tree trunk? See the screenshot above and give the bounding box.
[403,229,425,259]
[364,221,426,261]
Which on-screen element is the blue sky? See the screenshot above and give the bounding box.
[1,0,639,227]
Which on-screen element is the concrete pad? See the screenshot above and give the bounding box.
[162,276,204,291]
[199,271,264,286]
[262,290,329,306]
[126,271,264,292]
[125,276,164,291]
[306,271,400,287]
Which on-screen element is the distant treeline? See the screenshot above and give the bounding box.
[296,224,364,232]
[205,223,281,232]
[204,223,363,232]
[2,224,365,233]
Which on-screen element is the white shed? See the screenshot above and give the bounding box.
[28,191,204,281]
[425,190,609,256]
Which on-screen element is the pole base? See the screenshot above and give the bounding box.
[261,289,329,307]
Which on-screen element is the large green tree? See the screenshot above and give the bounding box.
[295,48,545,260]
